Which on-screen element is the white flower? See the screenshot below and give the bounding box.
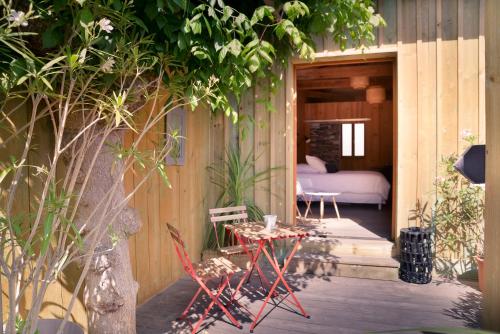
[98,18,113,33]
[101,58,115,73]
[435,176,445,183]
[78,48,87,64]
[8,10,28,27]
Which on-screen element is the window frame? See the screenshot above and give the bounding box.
[341,122,366,158]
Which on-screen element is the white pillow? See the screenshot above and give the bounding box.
[305,155,327,173]
[297,163,322,174]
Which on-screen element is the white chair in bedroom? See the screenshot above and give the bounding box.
[296,179,341,221]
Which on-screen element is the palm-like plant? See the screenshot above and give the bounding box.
[205,147,278,249]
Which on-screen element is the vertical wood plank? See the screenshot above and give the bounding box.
[396,0,418,229]
[146,106,161,296]
[379,0,398,46]
[437,0,459,157]
[270,66,287,220]
[478,0,486,143]
[484,0,500,330]
[133,108,152,302]
[416,0,438,207]
[158,112,172,288]
[458,0,480,144]
[285,61,296,223]
[240,89,255,201]
[124,130,137,281]
[254,80,271,213]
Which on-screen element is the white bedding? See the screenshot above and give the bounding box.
[297,169,391,205]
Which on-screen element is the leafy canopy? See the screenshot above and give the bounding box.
[2,0,384,121]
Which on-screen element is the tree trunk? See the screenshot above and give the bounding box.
[68,129,140,334]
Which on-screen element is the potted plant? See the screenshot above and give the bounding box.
[432,132,485,280]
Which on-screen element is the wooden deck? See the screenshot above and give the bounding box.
[136,273,481,334]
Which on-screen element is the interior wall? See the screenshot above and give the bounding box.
[300,101,393,171]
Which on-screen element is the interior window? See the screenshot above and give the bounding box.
[342,123,365,157]
[342,123,352,156]
[354,123,365,156]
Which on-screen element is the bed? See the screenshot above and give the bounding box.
[297,164,391,210]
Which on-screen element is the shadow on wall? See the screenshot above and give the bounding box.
[39,261,87,331]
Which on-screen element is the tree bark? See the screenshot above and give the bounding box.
[68,129,140,334]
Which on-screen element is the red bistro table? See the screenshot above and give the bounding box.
[225,222,310,332]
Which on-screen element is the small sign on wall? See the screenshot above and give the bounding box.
[165,106,186,166]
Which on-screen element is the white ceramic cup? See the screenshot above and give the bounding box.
[264,214,277,231]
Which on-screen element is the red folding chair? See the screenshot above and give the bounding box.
[166,223,243,333]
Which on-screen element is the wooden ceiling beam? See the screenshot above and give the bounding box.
[298,76,392,91]
[296,62,393,80]
[303,90,361,99]
[297,78,351,90]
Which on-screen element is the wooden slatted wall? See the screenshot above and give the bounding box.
[126,100,215,305]
[1,101,88,328]
[238,0,485,236]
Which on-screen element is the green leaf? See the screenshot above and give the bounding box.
[79,7,94,25]
[0,167,11,184]
[157,164,172,188]
[41,55,67,72]
[40,77,54,91]
[41,212,54,255]
[222,6,233,22]
[248,54,260,73]
[42,29,64,49]
[218,46,228,63]
[258,48,273,63]
[171,0,187,10]
[283,1,309,21]
[275,19,294,39]
[227,39,242,57]
[234,13,247,28]
[177,34,188,50]
[203,16,212,37]
[251,5,275,25]
[190,17,202,34]
[144,3,158,20]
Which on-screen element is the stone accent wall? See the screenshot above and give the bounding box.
[309,123,341,164]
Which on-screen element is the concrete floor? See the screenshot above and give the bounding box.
[297,202,392,239]
[136,274,482,334]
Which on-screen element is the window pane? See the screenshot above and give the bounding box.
[354,123,365,156]
[342,123,352,156]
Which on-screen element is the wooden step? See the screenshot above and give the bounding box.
[299,235,396,258]
[289,253,400,281]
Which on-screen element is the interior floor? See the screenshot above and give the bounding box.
[296,202,392,240]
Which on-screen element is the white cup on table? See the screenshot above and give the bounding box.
[264,214,277,231]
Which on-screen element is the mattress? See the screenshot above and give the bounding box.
[297,170,391,204]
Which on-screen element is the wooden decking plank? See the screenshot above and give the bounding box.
[137,274,480,334]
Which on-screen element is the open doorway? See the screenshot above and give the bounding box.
[295,59,395,240]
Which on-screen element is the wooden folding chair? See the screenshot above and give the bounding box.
[209,206,256,256]
[166,223,242,333]
[209,206,269,289]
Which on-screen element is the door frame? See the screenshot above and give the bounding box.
[289,52,398,239]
